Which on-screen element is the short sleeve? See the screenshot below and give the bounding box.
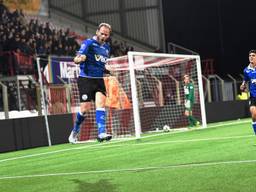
[243,68,249,82]
[78,40,91,55]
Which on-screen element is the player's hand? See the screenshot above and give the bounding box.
[105,64,113,72]
[185,100,191,108]
[104,64,115,76]
[240,83,247,92]
[74,54,86,64]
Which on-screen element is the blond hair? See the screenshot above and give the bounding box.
[98,23,112,33]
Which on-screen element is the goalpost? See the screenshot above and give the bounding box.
[105,52,207,140]
[127,52,206,138]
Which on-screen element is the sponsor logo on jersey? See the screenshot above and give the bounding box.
[251,79,256,84]
[95,54,107,63]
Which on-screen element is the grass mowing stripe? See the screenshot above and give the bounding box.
[0,140,133,163]
[0,134,253,164]
[1,159,256,180]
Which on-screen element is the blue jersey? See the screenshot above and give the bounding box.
[243,64,256,97]
[77,37,110,78]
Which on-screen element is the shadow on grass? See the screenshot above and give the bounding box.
[72,179,119,192]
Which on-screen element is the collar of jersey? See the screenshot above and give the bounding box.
[248,64,256,70]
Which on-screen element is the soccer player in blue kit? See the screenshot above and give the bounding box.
[240,50,256,140]
[69,23,112,143]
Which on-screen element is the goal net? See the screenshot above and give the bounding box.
[73,52,206,141]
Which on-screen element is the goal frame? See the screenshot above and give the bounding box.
[127,51,207,138]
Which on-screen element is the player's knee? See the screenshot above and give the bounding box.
[252,112,256,120]
[80,103,91,113]
[250,111,256,120]
[250,106,256,116]
[95,96,106,108]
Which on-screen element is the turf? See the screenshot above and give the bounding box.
[0,119,256,192]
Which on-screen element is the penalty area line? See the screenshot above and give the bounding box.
[0,159,256,180]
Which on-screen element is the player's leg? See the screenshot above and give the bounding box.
[250,105,256,135]
[69,77,92,143]
[95,91,112,142]
[184,110,193,128]
[185,101,197,128]
[188,103,200,126]
[69,102,91,143]
[95,92,107,135]
[249,97,256,138]
[189,111,200,126]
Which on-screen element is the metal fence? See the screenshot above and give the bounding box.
[0,52,248,120]
[202,74,246,102]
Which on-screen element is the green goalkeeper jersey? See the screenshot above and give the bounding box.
[184,82,195,103]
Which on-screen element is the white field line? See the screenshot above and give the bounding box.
[205,119,251,128]
[0,159,256,180]
[0,119,252,164]
[143,119,251,139]
[136,135,254,145]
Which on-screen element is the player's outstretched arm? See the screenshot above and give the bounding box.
[105,64,113,72]
[74,54,86,64]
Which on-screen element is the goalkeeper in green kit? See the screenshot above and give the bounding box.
[183,74,200,128]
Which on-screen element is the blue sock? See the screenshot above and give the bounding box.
[252,121,256,135]
[72,112,85,133]
[96,108,106,135]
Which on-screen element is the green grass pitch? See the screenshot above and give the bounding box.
[0,119,256,192]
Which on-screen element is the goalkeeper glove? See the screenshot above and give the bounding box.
[185,100,191,108]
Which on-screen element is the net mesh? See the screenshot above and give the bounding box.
[47,85,67,114]
[108,54,202,134]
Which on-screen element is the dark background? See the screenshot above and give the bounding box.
[162,0,256,76]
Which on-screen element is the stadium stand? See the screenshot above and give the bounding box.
[0,5,134,76]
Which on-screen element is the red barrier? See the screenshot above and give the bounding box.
[0,51,34,75]
[13,52,34,74]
